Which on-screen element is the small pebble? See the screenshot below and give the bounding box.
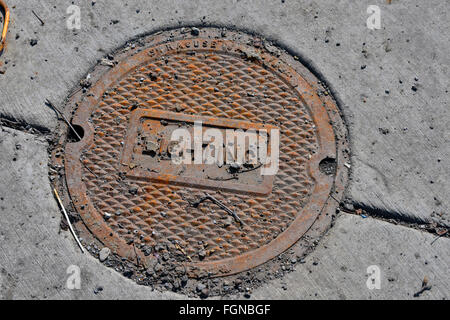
[93,286,103,294]
[196,283,206,292]
[200,288,209,298]
[129,186,138,195]
[191,27,200,36]
[99,247,110,262]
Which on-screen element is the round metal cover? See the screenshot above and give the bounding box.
[56,28,348,278]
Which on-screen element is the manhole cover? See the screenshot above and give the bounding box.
[52,28,349,279]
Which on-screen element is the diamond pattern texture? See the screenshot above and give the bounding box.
[81,51,318,262]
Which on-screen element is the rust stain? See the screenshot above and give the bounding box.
[0,0,10,54]
[60,30,346,277]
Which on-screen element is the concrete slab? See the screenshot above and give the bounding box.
[248,213,450,300]
[0,0,448,227]
[0,127,183,299]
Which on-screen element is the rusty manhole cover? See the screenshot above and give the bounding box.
[51,28,349,281]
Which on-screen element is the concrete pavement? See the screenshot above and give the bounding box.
[1,128,448,299]
[0,0,448,299]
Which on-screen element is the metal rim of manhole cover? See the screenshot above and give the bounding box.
[51,27,349,279]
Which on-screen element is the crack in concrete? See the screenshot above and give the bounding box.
[0,115,50,136]
[344,200,450,239]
